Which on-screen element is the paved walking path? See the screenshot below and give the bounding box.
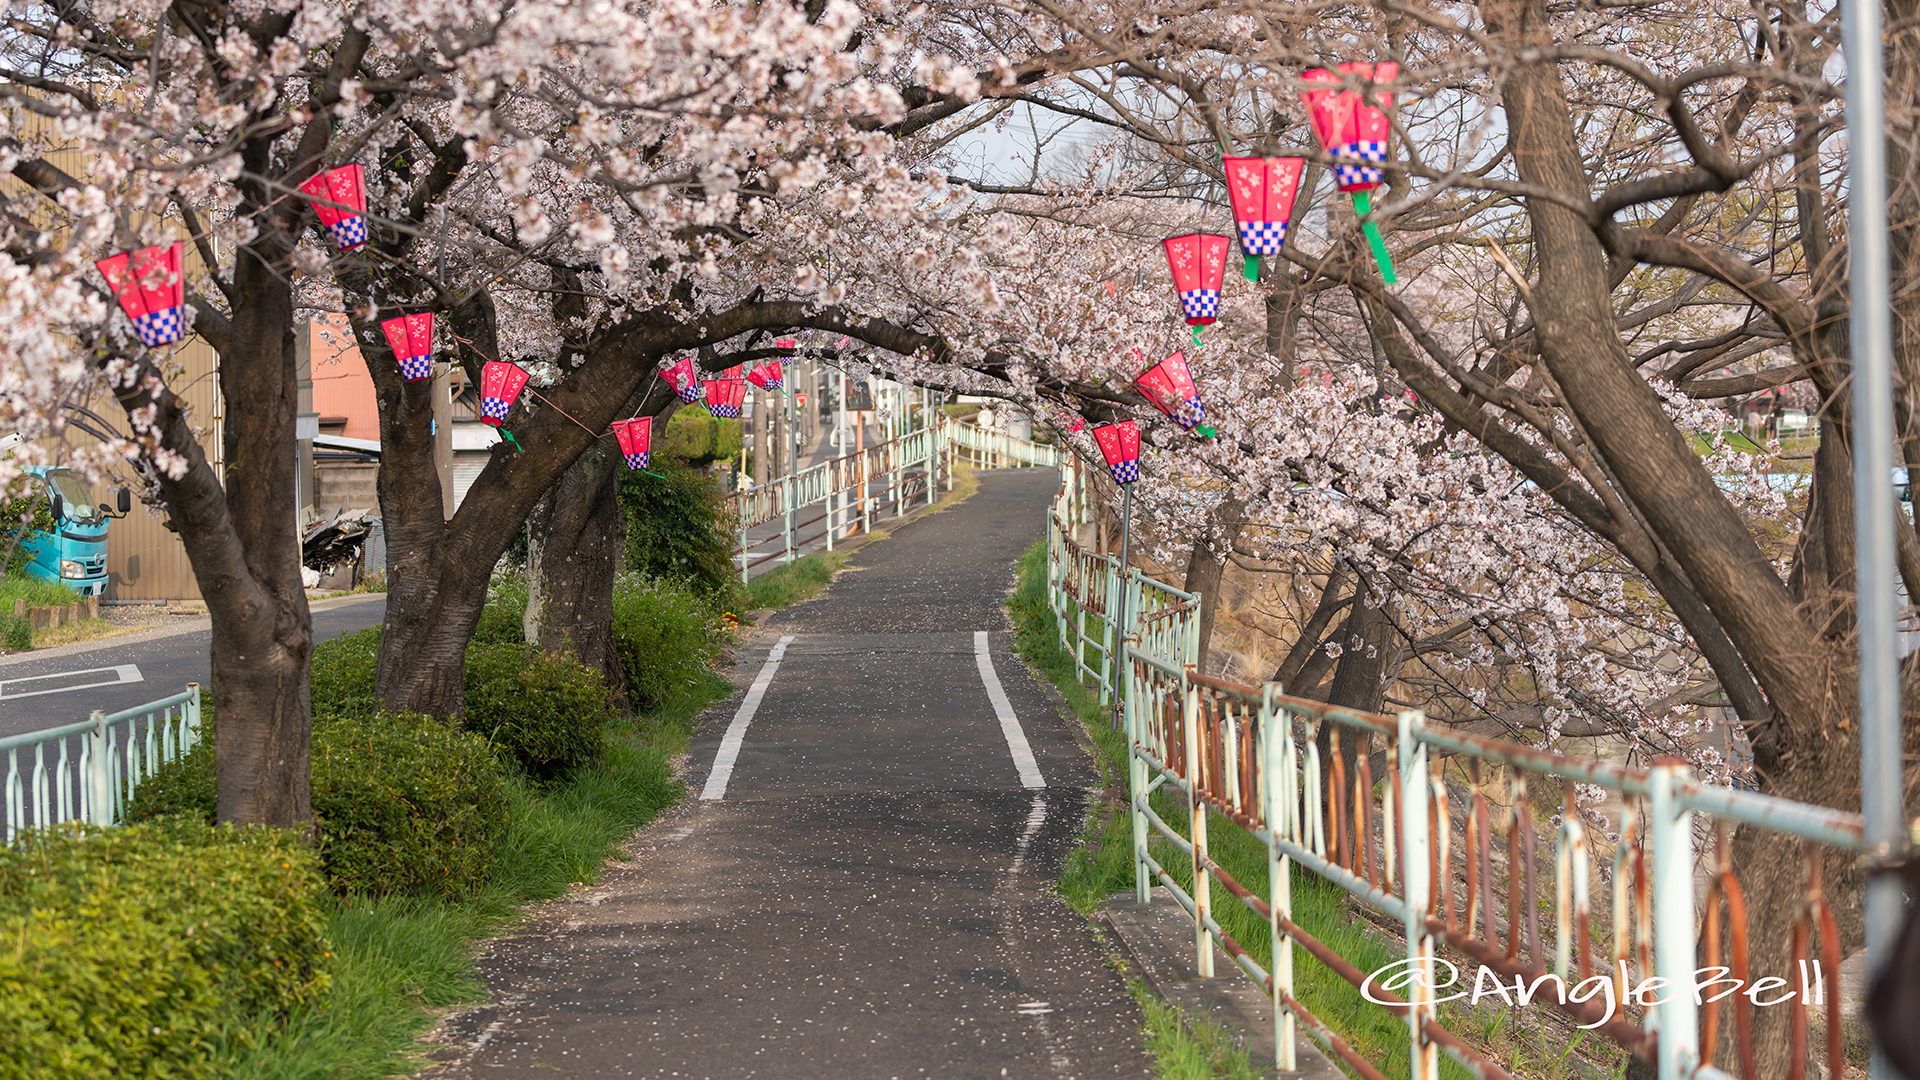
[429,468,1148,1079]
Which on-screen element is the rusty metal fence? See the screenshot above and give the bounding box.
[729,414,1060,577]
[1045,474,1883,1080]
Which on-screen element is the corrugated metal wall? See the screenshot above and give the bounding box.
[3,105,225,601]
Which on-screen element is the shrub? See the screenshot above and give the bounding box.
[127,713,513,899]
[1,615,29,649]
[0,819,331,1079]
[611,573,728,710]
[310,625,381,720]
[617,456,741,599]
[311,712,512,897]
[472,571,528,644]
[463,642,613,776]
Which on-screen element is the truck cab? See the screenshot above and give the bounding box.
[17,467,126,598]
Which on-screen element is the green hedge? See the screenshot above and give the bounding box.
[612,573,728,709]
[462,642,613,776]
[127,712,512,900]
[0,819,331,1078]
[309,625,382,720]
[311,712,511,896]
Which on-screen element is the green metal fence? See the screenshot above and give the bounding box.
[2,684,202,841]
[1045,473,1882,1080]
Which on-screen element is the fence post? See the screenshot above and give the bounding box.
[738,476,751,584]
[86,710,113,826]
[1398,711,1439,1080]
[185,684,202,751]
[1129,634,1150,906]
[1264,686,1297,1071]
[1648,762,1700,1080]
[1184,654,1213,977]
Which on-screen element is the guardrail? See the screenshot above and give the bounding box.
[2,684,202,841]
[1045,469,1879,1080]
[728,415,1060,576]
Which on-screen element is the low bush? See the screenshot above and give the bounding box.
[463,642,613,776]
[472,572,528,645]
[310,625,381,720]
[0,819,331,1079]
[1,614,29,649]
[617,456,741,599]
[308,618,615,776]
[611,572,728,710]
[311,712,512,897]
[128,713,513,899]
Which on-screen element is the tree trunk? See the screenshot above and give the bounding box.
[525,435,629,712]
[1180,496,1244,676]
[208,240,314,826]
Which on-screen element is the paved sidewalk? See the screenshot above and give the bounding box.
[426,469,1148,1079]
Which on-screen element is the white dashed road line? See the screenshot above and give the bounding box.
[699,635,794,801]
[975,630,1044,789]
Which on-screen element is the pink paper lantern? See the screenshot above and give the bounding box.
[705,378,746,419]
[661,355,702,403]
[1135,350,1204,430]
[1222,157,1306,256]
[1162,233,1231,325]
[746,360,784,391]
[299,164,369,250]
[1301,63,1398,192]
[380,312,435,382]
[773,337,796,355]
[1092,421,1141,484]
[478,360,531,426]
[612,416,652,470]
[95,241,185,347]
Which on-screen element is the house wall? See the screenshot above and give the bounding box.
[308,315,381,441]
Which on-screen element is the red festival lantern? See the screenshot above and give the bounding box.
[1162,233,1231,326]
[380,312,435,382]
[773,337,796,355]
[1301,63,1399,282]
[478,360,531,426]
[705,378,746,419]
[1092,421,1141,485]
[1222,157,1306,280]
[299,164,369,251]
[1135,350,1205,431]
[95,241,186,347]
[661,355,702,403]
[612,416,652,471]
[746,360,784,392]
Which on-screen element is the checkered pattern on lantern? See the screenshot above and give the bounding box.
[623,452,650,471]
[1179,289,1219,321]
[674,384,701,404]
[1238,221,1288,256]
[133,307,184,347]
[398,354,432,381]
[709,402,741,419]
[1176,398,1205,430]
[1109,459,1140,484]
[326,216,369,250]
[1335,163,1383,189]
[481,396,511,421]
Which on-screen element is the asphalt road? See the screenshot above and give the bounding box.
[0,594,387,740]
[427,468,1148,1079]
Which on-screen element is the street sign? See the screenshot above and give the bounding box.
[797,393,808,406]
[847,380,874,411]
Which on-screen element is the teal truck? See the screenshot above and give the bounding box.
[14,465,131,599]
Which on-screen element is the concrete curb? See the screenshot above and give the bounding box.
[0,592,386,669]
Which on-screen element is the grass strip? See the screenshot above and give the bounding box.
[205,673,731,1079]
[1008,539,1477,1080]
